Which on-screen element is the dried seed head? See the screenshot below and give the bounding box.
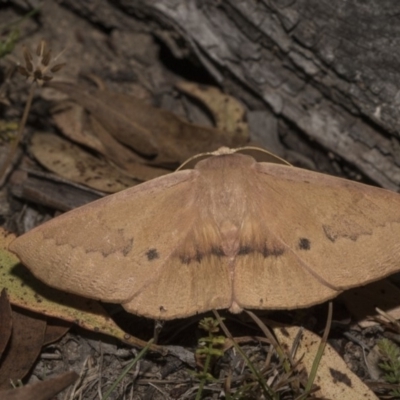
[50,63,66,73]
[17,66,30,77]
[23,47,33,73]
[18,40,66,85]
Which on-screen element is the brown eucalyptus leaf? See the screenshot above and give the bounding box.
[9,147,400,320]
[176,81,249,139]
[30,133,139,193]
[90,116,170,180]
[51,101,105,155]
[46,81,249,165]
[52,103,169,181]
[0,308,46,389]
[0,371,78,400]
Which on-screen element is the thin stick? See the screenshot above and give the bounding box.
[0,82,36,181]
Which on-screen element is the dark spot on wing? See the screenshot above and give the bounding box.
[211,246,225,257]
[262,245,285,258]
[329,368,352,387]
[238,245,252,255]
[195,250,203,263]
[180,250,204,264]
[298,238,311,250]
[179,246,226,264]
[146,248,159,261]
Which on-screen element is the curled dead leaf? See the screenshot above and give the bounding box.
[46,81,249,165]
[176,81,249,139]
[52,102,170,181]
[30,133,140,193]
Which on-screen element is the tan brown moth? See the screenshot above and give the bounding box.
[9,147,400,319]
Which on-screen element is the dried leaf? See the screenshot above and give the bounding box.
[46,81,249,165]
[30,133,139,193]
[0,371,78,400]
[0,308,46,389]
[176,81,249,139]
[52,103,169,181]
[89,115,170,180]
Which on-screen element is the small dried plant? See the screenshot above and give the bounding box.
[0,40,65,181]
[17,40,66,85]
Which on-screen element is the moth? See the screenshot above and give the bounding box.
[9,147,400,319]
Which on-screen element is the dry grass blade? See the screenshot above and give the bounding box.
[0,83,35,184]
[299,302,333,399]
[245,310,292,372]
[102,339,154,400]
[212,309,277,399]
